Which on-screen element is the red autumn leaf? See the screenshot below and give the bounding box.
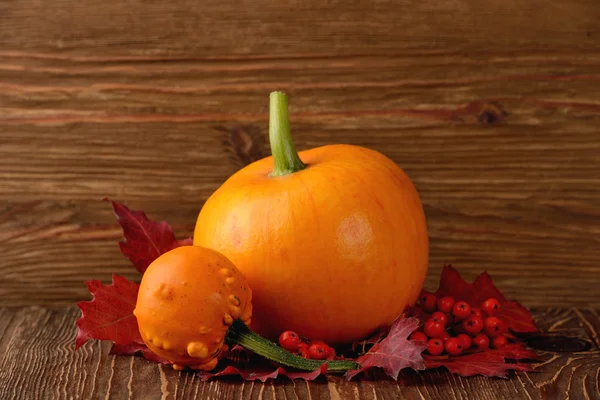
[110,342,170,364]
[424,344,539,378]
[107,199,192,273]
[197,348,326,382]
[433,265,537,333]
[198,364,328,382]
[75,274,142,349]
[345,316,426,381]
[76,274,169,363]
[350,327,389,356]
[415,265,540,377]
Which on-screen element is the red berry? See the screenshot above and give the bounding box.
[492,335,508,349]
[462,315,484,335]
[298,346,310,358]
[452,301,471,320]
[427,338,444,356]
[456,333,472,350]
[483,317,506,338]
[445,338,463,356]
[409,331,428,343]
[419,292,437,313]
[297,342,309,351]
[470,308,483,318]
[437,296,456,314]
[431,311,449,327]
[326,346,336,360]
[424,319,446,338]
[482,298,501,316]
[440,331,451,342]
[278,331,301,352]
[472,334,490,350]
[308,343,330,360]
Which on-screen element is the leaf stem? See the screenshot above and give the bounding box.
[226,320,360,372]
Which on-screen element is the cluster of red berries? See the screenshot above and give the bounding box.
[278,331,336,360]
[411,292,508,356]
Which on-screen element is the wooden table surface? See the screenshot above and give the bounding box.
[1,0,600,398]
[0,306,598,399]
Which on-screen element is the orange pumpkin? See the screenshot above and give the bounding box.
[134,245,252,371]
[194,92,428,345]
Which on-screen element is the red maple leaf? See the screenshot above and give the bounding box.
[350,327,389,356]
[425,344,539,377]
[345,316,426,381]
[76,200,192,363]
[107,199,192,273]
[110,342,170,364]
[75,274,142,349]
[415,265,540,377]
[76,274,168,363]
[432,265,537,333]
[198,364,328,382]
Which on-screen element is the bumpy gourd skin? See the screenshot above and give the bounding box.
[193,144,429,345]
[134,246,252,371]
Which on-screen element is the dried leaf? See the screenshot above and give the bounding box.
[198,362,327,382]
[75,274,142,349]
[425,344,539,378]
[350,327,389,356]
[418,265,540,377]
[434,265,538,333]
[110,342,170,364]
[76,274,168,363]
[345,316,426,381]
[107,199,192,273]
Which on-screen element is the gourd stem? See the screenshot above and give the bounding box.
[226,320,360,372]
[269,91,307,177]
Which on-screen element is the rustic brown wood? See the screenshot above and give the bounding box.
[0,307,597,399]
[2,1,600,398]
[1,0,600,311]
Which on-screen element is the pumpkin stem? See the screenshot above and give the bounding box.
[226,319,360,372]
[269,91,307,177]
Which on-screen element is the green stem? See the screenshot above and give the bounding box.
[226,320,360,372]
[269,91,307,177]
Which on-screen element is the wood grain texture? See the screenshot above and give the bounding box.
[0,307,597,400]
[1,0,600,308]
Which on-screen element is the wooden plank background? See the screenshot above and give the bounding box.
[1,0,600,309]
